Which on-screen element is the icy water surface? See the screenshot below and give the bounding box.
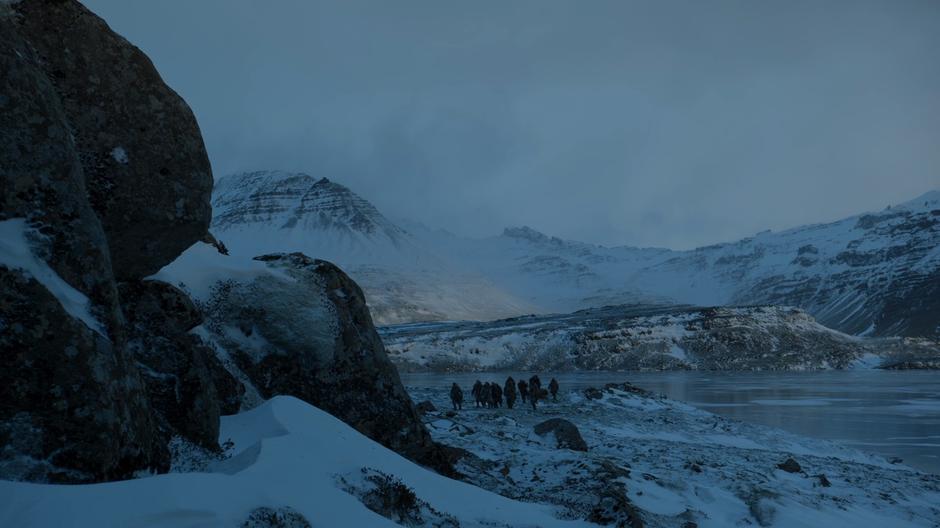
[402,370,940,474]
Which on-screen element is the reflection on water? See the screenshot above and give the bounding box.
[401,370,940,474]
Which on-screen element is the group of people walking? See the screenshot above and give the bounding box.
[449,375,560,411]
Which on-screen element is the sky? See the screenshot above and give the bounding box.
[83,0,939,249]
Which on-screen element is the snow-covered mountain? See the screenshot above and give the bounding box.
[212,171,417,266]
[210,171,939,337]
[210,171,538,324]
[410,190,940,338]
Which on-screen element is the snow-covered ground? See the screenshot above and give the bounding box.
[2,373,936,527]
[406,382,940,527]
[0,396,594,528]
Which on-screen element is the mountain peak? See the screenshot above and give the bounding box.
[502,225,551,243]
[211,170,405,242]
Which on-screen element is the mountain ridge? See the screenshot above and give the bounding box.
[210,169,939,337]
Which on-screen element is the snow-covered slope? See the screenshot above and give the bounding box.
[210,171,538,324]
[212,171,418,267]
[632,191,940,337]
[210,170,939,336]
[414,191,940,337]
[0,396,592,527]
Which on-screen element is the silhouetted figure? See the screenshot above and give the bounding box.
[450,383,464,410]
[492,383,503,408]
[549,378,559,402]
[518,379,529,403]
[504,377,517,409]
[529,374,542,410]
[481,383,493,409]
[472,380,483,407]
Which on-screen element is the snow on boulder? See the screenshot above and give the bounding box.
[156,246,454,474]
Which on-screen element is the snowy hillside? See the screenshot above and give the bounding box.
[209,171,939,336]
[212,171,419,266]
[381,304,939,372]
[0,396,592,527]
[632,190,940,337]
[415,191,940,338]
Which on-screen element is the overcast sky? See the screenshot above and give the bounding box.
[84,0,939,249]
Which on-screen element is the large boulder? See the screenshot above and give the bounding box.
[0,266,169,482]
[0,12,118,322]
[0,14,168,483]
[119,280,244,450]
[533,418,589,451]
[1,0,220,482]
[12,0,213,280]
[185,251,452,474]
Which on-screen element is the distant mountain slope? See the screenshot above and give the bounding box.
[210,171,538,324]
[410,191,940,338]
[212,171,415,266]
[380,304,868,371]
[381,303,940,372]
[632,191,940,337]
[210,170,939,337]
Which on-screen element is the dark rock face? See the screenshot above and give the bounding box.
[120,280,243,450]
[777,458,802,474]
[0,14,168,483]
[1,1,215,482]
[0,14,119,324]
[533,418,588,451]
[0,269,169,482]
[241,507,312,528]
[13,0,213,280]
[201,252,453,474]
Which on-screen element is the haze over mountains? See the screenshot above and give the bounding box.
[210,170,940,338]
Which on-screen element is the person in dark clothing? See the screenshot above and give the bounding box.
[529,374,542,410]
[548,378,559,402]
[450,382,464,410]
[504,377,517,409]
[518,379,528,403]
[472,380,483,407]
[492,383,503,408]
[481,382,493,409]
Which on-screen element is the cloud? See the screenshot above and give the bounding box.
[83,0,940,249]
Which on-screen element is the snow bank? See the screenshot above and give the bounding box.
[0,396,591,527]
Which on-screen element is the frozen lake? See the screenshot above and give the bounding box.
[402,370,940,474]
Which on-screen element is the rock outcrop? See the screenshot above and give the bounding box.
[12,0,213,280]
[3,0,459,484]
[533,418,588,452]
[0,1,212,482]
[164,250,453,474]
[120,280,243,450]
[0,10,167,483]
